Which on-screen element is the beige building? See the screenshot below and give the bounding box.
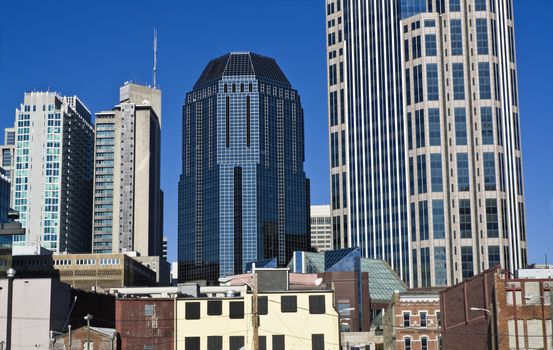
[53,252,157,290]
[310,204,333,252]
[175,269,340,349]
[92,82,163,257]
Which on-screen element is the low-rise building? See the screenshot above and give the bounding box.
[440,267,553,350]
[0,277,114,348]
[116,298,174,350]
[383,290,443,350]
[53,326,118,350]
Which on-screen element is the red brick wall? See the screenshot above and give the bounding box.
[394,300,441,350]
[116,299,174,350]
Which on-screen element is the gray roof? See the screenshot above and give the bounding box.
[194,52,290,88]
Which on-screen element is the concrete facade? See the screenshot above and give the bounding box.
[311,204,333,252]
[0,128,16,202]
[92,82,163,257]
[9,92,94,253]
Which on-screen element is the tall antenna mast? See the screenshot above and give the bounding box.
[153,28,158,88]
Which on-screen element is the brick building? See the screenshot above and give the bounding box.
[383,290,443,350]
[116,298,174,350]
[441,267,553,350]
[53,326,118,350]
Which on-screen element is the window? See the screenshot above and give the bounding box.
[405,337,412,350]
[425,34,437,56]
[475,0,486,10]
[185,337,200,350]
[404,39,410,61]
[420,311,427,327]
[481,107,494,145]
[516,157,523,195]
[415,109,425,148]
[419,201,429,240]
[185,302,200,320]
[450,0,460,11]
[479,62,492,99]
[412,249,418,287]
[281,296,297,313]
[259,336,267,350]
[426,64,439,100]
[403,312,411,327]
[452,63,465,100]
[421,337,429,350]
[272,335,285,350]
[207,300,222,315]
[488,246,501,268]
[405,70,411,106]
[459,199,472,238]
[455,108,467,145]
[457,153,470,191]
[144,304,154,316]
[229,301,244,319]
[421,247,431,287]
[450,19,463,55]
[207,336,222,350]
[258,296,268,315]
[229,336,244,350]
[412,36,422,59]
[430,154,443,192]
[486,199,499,237]
[476,18,489,55]
[435,246,447,286]
[409,158,415,195]
[414,65,424,103]
[309,295,326,314]
[428,108,441,146]
[417,155,427,194]
[483,152,496,190]
[312,334,325,350]
[432,200,445,239]
[424,19,435,27]
[461,246,474,279]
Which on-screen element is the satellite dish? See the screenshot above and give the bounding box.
[314,278,323,286]
[142,99,151,105]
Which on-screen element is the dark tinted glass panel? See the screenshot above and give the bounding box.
[207,300,222,315]
[229,301,244,319]
[281,296,297,313]
[272,335,285,350]
[260,336,267,350]
[207,336,222,350]
[185,302,200,320]
[185,337,200,350]
[258,296,268,315]
[229,336,245,350]
[309,295,326,314]
[312,334,325,350]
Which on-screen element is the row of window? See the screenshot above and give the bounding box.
[183,333,325,350]
[184,295,327,320]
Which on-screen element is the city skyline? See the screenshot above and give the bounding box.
[0,0,551,264]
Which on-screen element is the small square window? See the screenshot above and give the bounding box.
[207,336,222,350]
[309,295,326,314]
[258,296,268,315]
[229,336,244,350]
[185,302,200,320]
[272,335,285,350]
[229,301,244,319]
[281,296,297,313]
[184,337,200,350]
[207,300,222,316]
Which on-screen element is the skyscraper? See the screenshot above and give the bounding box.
[402,0,526,287]
[92,83,163,257]
[326,0,527,287]
[326,0,410,281]
[9,92,94,252]
[0,128,16,204]
[179,52,311,282]
[310,205,333,252]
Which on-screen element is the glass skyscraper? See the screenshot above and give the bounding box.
[326,0,527,287]
[179,52,311,283]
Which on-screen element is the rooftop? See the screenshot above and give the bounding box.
[194,52,290,88]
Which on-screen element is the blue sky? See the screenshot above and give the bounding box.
[0,0,551,264]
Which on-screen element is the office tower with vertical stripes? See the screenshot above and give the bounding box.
[178,52,310,283]
[92,83,163,257]
[326,0,527,287]
[8,92,94,252]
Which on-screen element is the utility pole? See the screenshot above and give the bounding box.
[84,314,93,350]
[252,272,259,350]
[5,268,15,350]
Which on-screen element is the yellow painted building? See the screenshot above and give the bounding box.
[175,286,340,349]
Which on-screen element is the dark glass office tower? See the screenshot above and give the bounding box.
[179,52,310,283]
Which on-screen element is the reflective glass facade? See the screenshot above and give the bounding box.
[179,52,310,282]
